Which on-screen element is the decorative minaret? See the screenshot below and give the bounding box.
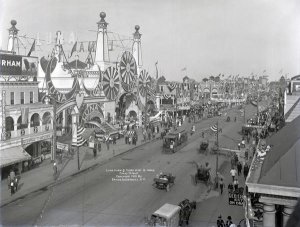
[94,12,110,71]
[132,25,143,75]
[7,20,19,54]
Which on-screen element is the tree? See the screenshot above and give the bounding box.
[214,76,220,82]
[209,76,215,81]
[202,78,209,82]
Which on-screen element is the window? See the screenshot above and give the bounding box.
[10,92,14,105]
[30,91,34,103]
[21,92,24,104]
[160,86,163,92]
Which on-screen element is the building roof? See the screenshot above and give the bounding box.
[258,115,300,188]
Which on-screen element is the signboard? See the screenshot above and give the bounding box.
[0,54,38,76]
[228,192,244,206]
[57,142,69,151]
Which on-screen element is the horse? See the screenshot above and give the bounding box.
[178,199,197,226]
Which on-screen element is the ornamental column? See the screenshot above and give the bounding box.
[283,205,295,227]
[263,203,276,227]
[62,109,66,135]
[132,25,143,75]
[94,12,110,71]
[7,20,19,53]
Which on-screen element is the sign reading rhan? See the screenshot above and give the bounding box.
[0,54,38,76]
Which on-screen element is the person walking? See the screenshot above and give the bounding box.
[226,216,233,227]
[219,177,224,195]
[233,178,239,191]
[243,163,249,180]
[10,180,15,195]
[237,161,242,176]
[230,168,237,182]
[217,215,225,227]
[53,162,57,176]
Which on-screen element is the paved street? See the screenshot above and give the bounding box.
[0,105,257,226]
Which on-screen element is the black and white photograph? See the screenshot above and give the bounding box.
[0,0,300,226]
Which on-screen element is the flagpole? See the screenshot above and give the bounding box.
[215,120,219,188]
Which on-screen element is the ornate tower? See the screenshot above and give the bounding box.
[132,25,143,75]
[7,20,19,53]
[94,12,110,71]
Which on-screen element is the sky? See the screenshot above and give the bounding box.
[1,0,300,81]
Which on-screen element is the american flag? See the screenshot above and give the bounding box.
[72,124,87,147]
[210,124,218,132]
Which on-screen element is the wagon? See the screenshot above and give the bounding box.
[199,141,209,153]
[153,173,175,192]
[163,127,188,153]
[194,168,210,185]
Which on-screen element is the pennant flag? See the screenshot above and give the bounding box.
[168,83,177,92]
[69,42,77,58]
[210,124,218,132]
[27,40,36,56]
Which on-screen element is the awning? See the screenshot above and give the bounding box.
[0,146,31,168]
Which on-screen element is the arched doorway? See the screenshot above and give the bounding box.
[30,113,40,127]
[116,93,137,121]
[91,116,101,124]
[5,116,14,132]
[17,116,28,129]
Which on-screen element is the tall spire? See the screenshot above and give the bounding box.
[132,25,143,75]
[7,20,19,54]
[94,12,110,71]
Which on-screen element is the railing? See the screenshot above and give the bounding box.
[4,124,53,140]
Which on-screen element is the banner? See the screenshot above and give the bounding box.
[0,54,38,77]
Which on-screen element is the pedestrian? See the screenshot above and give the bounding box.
[106,139,110,150]
[230,168,237,182]
[202,131,205,138]
[219,177,224,195]
[237,161,242,176]
[53,162,57,175]
[125,135,128,144]
[10,180,15,195]
[226,216,233,227]
[10,169,15,181]
[237,143,241,150]
[243,163,249,180]
[128,136,132,145]
[14,176,19,192]
[93,147,97,158]
[113,137,116,144]
[217,215,225,227]
[233,178,239,191]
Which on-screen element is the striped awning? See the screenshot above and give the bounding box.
[0,146,31,168]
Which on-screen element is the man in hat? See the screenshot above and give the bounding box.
[226,216,233,227]
[217,215,225,227]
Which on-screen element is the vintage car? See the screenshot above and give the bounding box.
[163,127,188,153]
[153,172,175,191]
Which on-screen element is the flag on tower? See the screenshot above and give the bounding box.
[69,42,77,58]
[27,40,36,56]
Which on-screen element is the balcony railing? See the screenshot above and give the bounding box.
[4,124,53,141]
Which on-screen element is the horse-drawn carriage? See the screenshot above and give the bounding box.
[163,127,188,153]
[146,200,196,226]
[193,162,211,185]
[153,172,175,191]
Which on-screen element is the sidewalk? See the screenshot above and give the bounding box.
[0,127,161,207]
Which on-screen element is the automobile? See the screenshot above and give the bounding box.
[153,172,175,192]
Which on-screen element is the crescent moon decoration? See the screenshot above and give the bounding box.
[45,57,79,103]
[102,66,120,100]
[138,70,151,97]
[119,51,137,92]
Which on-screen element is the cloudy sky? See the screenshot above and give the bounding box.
[1,0,300,81]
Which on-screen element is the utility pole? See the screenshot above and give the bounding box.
[215,120,219,188]
[51,96,57,162]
